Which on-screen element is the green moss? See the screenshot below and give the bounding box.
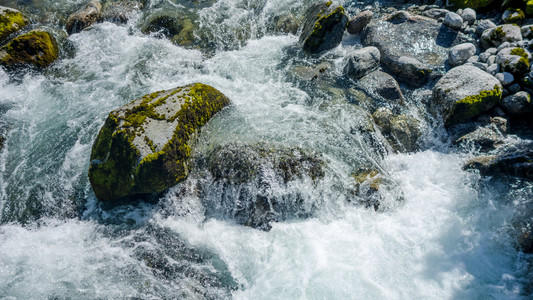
[0,8,28,43]
[88,83,230,202]
[445,85,502,127]
[303,4,346,53]
[506,47,530,73]
[0,30,59,69]
[503,8,525,24]
[446,0,495,9]
[527,0,533,16]
[353,168,382,191]
[491,26,507,43]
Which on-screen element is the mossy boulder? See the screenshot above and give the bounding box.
[88,83,230,203]
[141,12,197,47]
[481,25,523,49]
[497,47,531,75]
[502,8,526,24]
[445,0,496,10]
[0,30,59,69]
[432,65,502,127]
[65,0,102,35]
[372,107,421,152]
[0,6,29,43]
[299,1,348,54]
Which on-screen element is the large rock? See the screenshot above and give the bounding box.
[88,83,230,203]
[443,12,463,30]
[501,91,532,115]
[343,46,380,79]
[347,10,373,35]
[197,142,325,230]
[448,43,476,66]
[432,65,502,127]
[476,19,496,36]
[502,8,525,25]
[359,70,404,103]
[0,6,28,43]
[445,0,496,10]
[65,0,102,35]
[496,47,531,75]
[362,11,469,87]
[299,1,348,54]
[0,30,59,69]
[481,25,522,49]
[372,108,421,152]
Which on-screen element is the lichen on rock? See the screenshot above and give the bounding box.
[88,83,230,203]
[0,30,59,69]
[299,1,348,54]
[0,6,28,43]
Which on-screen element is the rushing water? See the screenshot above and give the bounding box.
[0,0,532,298]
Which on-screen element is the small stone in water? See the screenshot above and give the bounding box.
[443,12,463,30]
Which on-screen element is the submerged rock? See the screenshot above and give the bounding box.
[100,1,143,24]
[141,12,196,47]
[65,0,102,35]
[432,65,502,127]
[0,6,29,43]
[299,1,348,54]
[454,125,505,152]
[362,11,468,87]
[372,108,421,153]
[197,142,326,230]
[343,46,380,79]
[0,30,59,69]
[359,70,404,103]
[88,83,230,203]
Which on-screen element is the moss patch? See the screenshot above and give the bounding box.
[0,30,59,69]
[446,0,495,9]
[0,8,28,43]
[503,8,525,24]
[302,3,347,54]
[445,85,502,127]
[89,83,230,202]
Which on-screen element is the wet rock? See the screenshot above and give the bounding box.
[464,141,533,180]
[359,70,404,103]
[100,1,143,24]
[495,72,515,86]
[142,13,182,38]
[501,91,532,115]
[432,65,502,127]
[481,25,523,49]
[496,47,531,75]
[351,167,384,210]
[0,6,29,43]
[198,142,326,230]
[299,1,348,54]
[347,10,373,35]
[443,12,463,30]
[88,83,230,203]
[476,19,496,36]
[372,107,421,152]
[274,14,299,34]
[502,8,525,25]
[448,43,476,66]
[65,0,102,35]
[454,125,505,151]
[460,8,476,25]
[362,11,469,87]
[343,46,380,79]
[0,30,59,69]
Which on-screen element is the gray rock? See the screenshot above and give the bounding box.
[275,14,299,34]
[455,126,505,152]
[460,8,476,25]
[343,46,381,79]
[486,48,498,56]
[508,83,521,93]
[372,107,421,152]
[497,42,512,52]
[495,72,515,86]
[347,10,373,35]
[467,56,479,63]
[100,1,142,24]
[491,116,508,134]
[479,52,491,63]
[362,12,468,87]
[481,25,523,49]
[299,1,348,54]
[423,8,449,19]
[432,65,503,126]
[476,19,496,36]
[359,70,404,103]
[487,55,496,66]
[521,25,533,40]
[496,47,531,74]
[486,63,499,75]
[448,42,476,66]
[65,0,102,35]
[464,26,475,35]
[473,62,488,71]
[443,12,463,30]
[501,91,532,115]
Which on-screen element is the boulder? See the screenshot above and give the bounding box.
[343,46,380,79]
[502,8,525,25]
[0,6,28,43]
[445,0,496,10]
[141,12,196,46]
[454,125,505,151]
[443,12,463,30]
[65,0,102,35]
[100,1,143,24]
[432,65,502,127]
[501,91,532,115]
[448,43,476,66]
[299,1,348,54]
[197,142,325,230]
[496,47,531,75]
[476,19,496,36]
[88,83,230,203]
[0,30,59,69]
[372,107,421,152]
[481,25,522,49]
[362,11,469,87]
[359,70,404,103]
[347,10,373,35]
[460,8,476,25]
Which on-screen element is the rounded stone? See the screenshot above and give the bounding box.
[460,8,476,25]
[443,12,463,30]
[501,91,532,115]
[495,72,515,86]
[347,10,373,35]
[448,42,476,66]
